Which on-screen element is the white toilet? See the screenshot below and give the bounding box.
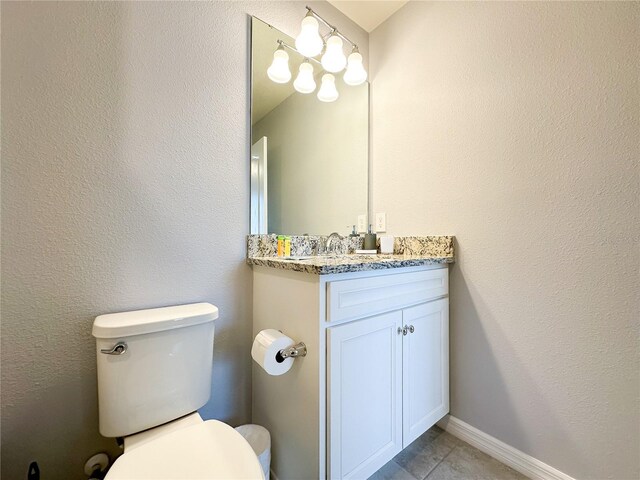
[92,302,264,479]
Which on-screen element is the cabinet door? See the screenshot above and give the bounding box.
[402,299,449,447]
[328,311,403,480]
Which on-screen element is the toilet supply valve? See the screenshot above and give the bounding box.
[100,341,127,355]
[84,453,109,479]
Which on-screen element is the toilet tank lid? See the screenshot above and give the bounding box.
[92,303,218,339]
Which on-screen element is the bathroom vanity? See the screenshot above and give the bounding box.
[249,241,453,480]
[248,15,452,479]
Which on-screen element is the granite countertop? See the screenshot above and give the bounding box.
[247,253,454,275]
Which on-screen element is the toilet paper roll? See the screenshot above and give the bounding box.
[251,329,295,376]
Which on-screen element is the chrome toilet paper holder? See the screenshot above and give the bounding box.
[278,342,307,359]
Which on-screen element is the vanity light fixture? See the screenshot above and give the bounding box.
[317,74,339,102]
[295,14,323,58]
[293,60,317,94]
[266,6,367,102]
[267,43,291,84]
[321,34,347,73]
[343,48,367,86]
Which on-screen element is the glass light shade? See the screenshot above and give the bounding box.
[267,48,291,84]
[343,51,367,86]
[293,61,316,94]
[317,73,339,102]
[295,16,323,58]
[321,35,347,73]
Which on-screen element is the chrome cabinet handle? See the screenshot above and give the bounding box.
[398,325,415,336]
[100,341,127,355]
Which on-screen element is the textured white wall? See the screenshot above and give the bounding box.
[0,2,367,479]
[370,2,639,479]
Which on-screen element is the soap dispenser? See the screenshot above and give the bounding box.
[349,225,359,238]
[364,224,377,251]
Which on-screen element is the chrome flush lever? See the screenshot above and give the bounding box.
[101,341,127,355]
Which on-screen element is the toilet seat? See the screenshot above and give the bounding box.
[106,419,264,479]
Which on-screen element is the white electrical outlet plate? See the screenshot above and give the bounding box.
[375,212,387,232]
[357,214,367,233]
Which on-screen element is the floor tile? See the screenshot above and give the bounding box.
[368,460,418,480]
[426,444,527,480]
[393,427,459,479]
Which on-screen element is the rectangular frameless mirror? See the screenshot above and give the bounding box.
[250,16,369,235]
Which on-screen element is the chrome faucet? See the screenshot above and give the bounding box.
[326,232,344,254]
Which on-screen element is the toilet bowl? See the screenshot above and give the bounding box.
[106,413,263,479]
[93,303,263,479]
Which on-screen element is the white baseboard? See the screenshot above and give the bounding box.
[437,415,575,480]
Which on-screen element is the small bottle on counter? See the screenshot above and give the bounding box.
[277,235,284,257]
[284,236,291,257]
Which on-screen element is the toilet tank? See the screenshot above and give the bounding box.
[92,303,218,438]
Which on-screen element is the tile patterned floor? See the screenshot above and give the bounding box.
[368,426,528,480]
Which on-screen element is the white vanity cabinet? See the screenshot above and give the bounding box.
[327,310,404,479]
[401,300,449,446]
[327,294,449,479]
[252,265,449,480]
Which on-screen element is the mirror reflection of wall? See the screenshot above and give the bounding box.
[251,17,368,235]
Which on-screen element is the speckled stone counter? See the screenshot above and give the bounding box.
[247,235,455,275]
[248,253,454,275]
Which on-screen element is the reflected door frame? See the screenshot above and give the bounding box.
[251,136,268,234]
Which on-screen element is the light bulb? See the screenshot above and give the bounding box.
[321,35,347,73]
[293,61,316,94]
[317,73,339,102]
[267,47,291,84]
[295,16,323,58]
[343,51,367,86]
